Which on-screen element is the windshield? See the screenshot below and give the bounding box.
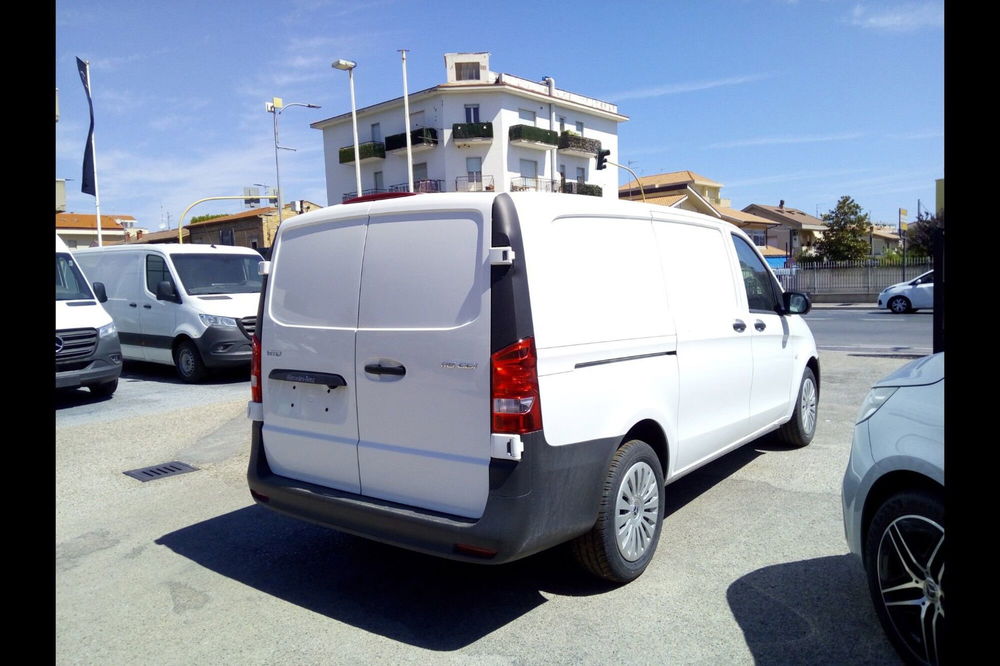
[56,253,95,301]
[171,253,262,295]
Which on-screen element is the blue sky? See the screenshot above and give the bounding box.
[55,0,943,231]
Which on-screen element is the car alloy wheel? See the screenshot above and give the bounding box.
[615,460,660,562]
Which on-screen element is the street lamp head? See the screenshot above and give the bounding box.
[332,59,357,71]
[304,103,321,109]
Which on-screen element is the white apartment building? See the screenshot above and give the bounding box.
[311,53,628,203]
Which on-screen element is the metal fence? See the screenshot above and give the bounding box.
[774,257,933,295]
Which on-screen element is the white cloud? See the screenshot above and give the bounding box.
[608,74,773,102]
[849,2,943,32]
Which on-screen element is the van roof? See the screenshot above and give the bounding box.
[73,242,263,257]
[280,191,743,236]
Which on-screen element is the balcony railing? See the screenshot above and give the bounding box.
[452,122,494,145]
[384,127,439,153]
[509,178,603,196]
[339,141,386,164]
[341,188,389,202]
[455,175,495,192]
[508,124,559,149]
[387,179,446,193]
[559,180,603,197]
[557,132,601,157]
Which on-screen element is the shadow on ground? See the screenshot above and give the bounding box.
[727,554,901,665]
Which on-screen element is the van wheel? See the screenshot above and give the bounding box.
[174,341,207,383]
[777,367,818,447]
[572,439,664,583]
[88,379,118,397]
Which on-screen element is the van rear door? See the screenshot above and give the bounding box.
[259,215,368,494]
[354,206,493,519]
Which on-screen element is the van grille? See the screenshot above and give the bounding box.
[56,328,97,362]
[238,316,257,340]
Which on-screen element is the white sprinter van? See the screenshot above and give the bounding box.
[56,234,122,395]
[246,192,819,583]
[74,243,263,383]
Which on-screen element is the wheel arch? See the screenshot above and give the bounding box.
[861,470,943,545]
[621,419,669,479]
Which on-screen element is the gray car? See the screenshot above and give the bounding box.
[841,352,944,665]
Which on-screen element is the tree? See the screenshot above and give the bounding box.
[816,196,871,261]
[906,209,944,257]
[189,213,227,224]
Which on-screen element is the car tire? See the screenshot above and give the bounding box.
[863,489,945,666]
[88,378,118,397]
[888,295,912,314]
[572,439,664,583]
[174,340,208,383]
[776,367,818,447]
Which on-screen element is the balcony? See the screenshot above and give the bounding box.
[559,180,603,197]
[557,132,601,157]
[508,124,558,150]
[385,127,439,154]
[387,179,446,193]
[452,122,493,147]
[339,141,385,164]
[341,188,388,202]
[510,177,559,192]
[455,175,495,192]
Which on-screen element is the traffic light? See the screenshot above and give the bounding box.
[596,149,610,170]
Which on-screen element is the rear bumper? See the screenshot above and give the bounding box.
[246,421,618,564]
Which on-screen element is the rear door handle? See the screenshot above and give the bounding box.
[733,319,747,333]
[754,319,766,332]
[364,363,406,376]
[129,303,137,308]
[143,304,152,309]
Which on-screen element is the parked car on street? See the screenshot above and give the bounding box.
[841,352,944,665]
[878,270,934,314]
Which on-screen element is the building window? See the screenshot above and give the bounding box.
[576,167,586,182]
[374,171,384,191]
[520,159,537,179]
[466,157,482,183]
[748,230,766,246]
[413,162,428,181]
[456,62,480,81]
[371,123,381,142]
[559,116,566,132]
[518,108,536,124]
[575,121,584,134]
[465,104,480,123]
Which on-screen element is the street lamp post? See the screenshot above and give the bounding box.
[265,98,321,228]
[332,59,362,199]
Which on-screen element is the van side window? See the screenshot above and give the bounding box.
[731,235,780,312]
[145,255,173,294]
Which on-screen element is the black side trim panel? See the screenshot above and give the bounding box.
[575,351,676,369]
[269,369,347,388]
[490,193,534,353]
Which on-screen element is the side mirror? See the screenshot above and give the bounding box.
[156,280,180,303]
[92,282,108,303]
[782,291,811,316]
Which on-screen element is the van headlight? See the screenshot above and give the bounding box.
[199,314,238,328]
[855,387,898,424]
[98,322,117,338]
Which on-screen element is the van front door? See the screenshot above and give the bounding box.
[142,254,178,364]
[354,208,492,519]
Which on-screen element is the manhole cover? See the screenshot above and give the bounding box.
[123,461,199,482]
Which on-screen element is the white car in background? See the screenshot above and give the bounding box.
[841,352,944,665]
[877,270,934,314]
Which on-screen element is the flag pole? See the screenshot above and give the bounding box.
[77,57,103,246]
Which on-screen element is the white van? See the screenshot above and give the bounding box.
[56,234,122,395]
[246,192,819,582]
[74,243,263,382]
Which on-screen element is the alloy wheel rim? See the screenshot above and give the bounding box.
[800,378,817,435]
[876,514,945,665]
[615,461,659,562]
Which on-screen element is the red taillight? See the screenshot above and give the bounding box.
[491,337,542,434]
[250,334,262,403]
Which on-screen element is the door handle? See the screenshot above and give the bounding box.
[733,319,747,333]
[754,319,766,332]
[364,363,406,376]
[143,304,152,309]
[129,303,137,308]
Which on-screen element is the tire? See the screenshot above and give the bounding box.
[863,489,945,665]
[174,340,208,383]
[776,366,818,447]
[572,439,665,583]
[88,378,118,397]
[888,295,912,314]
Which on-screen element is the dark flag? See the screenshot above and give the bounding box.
[77,57,97,196]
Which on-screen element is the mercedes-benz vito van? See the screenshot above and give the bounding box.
[56,234,122,395]
[74,243,262,383]
[247,192,819,583]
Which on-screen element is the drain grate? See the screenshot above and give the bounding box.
[123,461,199,482]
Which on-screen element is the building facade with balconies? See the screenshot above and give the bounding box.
[312,53,627,203]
